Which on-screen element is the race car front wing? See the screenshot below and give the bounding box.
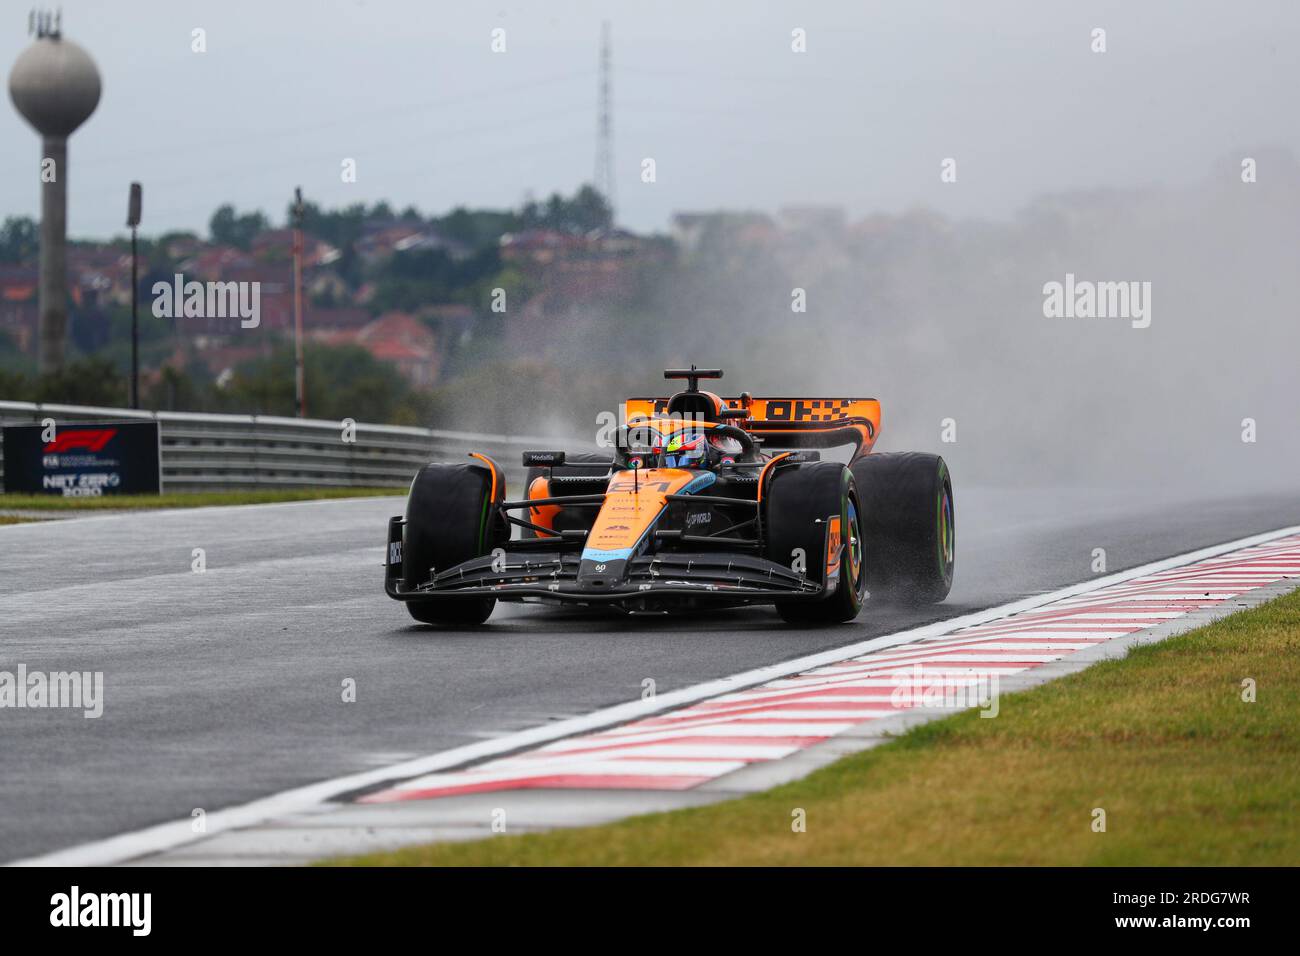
[384,516,823,607]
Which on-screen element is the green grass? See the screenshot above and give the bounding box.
[0,515,38,525]
[0,488,405,511]
[329,587,1300,866]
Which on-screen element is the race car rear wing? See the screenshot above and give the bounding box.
[623,396,881,459]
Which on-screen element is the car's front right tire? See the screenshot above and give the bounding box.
[402,458,505,626]
[764,461,866,625]
[405,598,495,626]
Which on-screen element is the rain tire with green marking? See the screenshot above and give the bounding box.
[851,452,954,605]
[766,461,867,625]
[402,460,507,625]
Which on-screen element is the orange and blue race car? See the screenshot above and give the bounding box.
[384,367,954,626]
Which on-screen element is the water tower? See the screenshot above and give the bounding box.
[8,10,101,373]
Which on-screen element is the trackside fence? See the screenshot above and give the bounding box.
[0,400,568,492]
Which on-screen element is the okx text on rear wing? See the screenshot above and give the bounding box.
[623,396,880,460]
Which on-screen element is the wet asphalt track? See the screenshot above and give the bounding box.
[2,486,1300,862]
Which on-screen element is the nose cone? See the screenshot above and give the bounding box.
[9,36,101,138]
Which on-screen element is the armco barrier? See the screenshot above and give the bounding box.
[0,401,571,492]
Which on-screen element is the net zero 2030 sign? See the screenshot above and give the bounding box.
[1,420,161,496]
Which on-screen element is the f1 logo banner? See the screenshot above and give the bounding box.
[2,421,161,496]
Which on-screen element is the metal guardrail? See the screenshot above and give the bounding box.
[0,400,567,492]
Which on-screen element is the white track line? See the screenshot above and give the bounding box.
[0,494,404,530]
[11,523,1300,867]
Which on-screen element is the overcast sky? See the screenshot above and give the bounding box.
[2,0,1297,239]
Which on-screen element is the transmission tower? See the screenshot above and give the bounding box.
[594,20,615,223]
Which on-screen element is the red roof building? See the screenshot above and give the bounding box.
[354,311,442,387]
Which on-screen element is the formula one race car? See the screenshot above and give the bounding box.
[384,367,954,626]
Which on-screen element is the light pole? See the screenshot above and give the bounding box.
[292,186,305,417]
[127,182,141,408]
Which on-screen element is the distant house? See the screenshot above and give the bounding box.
[251,229,341,267]
[0,264,37,303]
[308,306,372,334]
[68,246,140,309]
[354,311,441,387]
[0,264,38,355]
[670,211,775,253]
[306,307,377,347]
[3,254,147,357]
[669,212,723,252]
[307,269,351,303]
[354,281,378,306]
[184,245,253,279]
[357,223,469,265]
[420,303,474,325]
[498,229,585,265]
[163,234,203,262]
[778,205,847,236]
[418,303,475,347]
[194,343,270,383]
[393,229,469,259]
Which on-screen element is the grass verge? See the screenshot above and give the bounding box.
[329,587,1300,866]
[0,488,404,511]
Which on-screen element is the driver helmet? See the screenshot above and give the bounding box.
[709,432,744,457]
[663,430,707,468]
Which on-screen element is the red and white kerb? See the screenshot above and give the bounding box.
[362,534,1300,803]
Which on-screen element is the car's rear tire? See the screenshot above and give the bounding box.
[764,461,865,625]
[851,452,954,604]
[402,458,506,626]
